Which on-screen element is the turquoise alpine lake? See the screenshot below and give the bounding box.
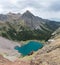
[15,41,43,56]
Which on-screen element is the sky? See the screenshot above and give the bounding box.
[0,0,60,21]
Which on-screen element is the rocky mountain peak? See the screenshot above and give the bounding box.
[22,10,34,18]
[25,10,33,14]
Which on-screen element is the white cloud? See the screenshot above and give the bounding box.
[0,0,60,21]
[0,4,3,13]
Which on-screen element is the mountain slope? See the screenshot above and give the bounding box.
[30,28,60,65]
[20,10,60,31]
[0,10,60,31]
[31,38,60,65]
[0,36,21,61]
[51,27,60,39]
[0,10,60,41]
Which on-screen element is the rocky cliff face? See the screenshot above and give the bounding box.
[51,27,60,39]
[30,38,60,65]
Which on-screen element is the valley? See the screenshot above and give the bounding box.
[0,11,60,65]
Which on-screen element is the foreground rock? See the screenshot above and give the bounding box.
[0,55,12,65]
[31,39,60,65]
[0,55,30,65]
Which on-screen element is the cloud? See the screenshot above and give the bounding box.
[0,0,60,21]
[48,0,60,12]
